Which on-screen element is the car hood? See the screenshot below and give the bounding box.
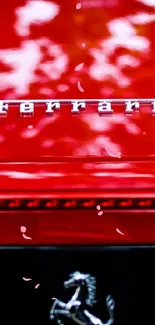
[0,0,155,191]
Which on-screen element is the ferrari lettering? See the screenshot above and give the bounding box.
[0,99,154,116]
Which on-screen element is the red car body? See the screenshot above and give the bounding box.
[0,0,155,245]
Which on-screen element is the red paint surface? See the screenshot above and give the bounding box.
[0,0,155,244]
[0,210,155,245]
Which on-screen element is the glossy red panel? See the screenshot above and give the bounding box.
[0,0,155,245]
[0,0,155,161]
[0,210,155,245]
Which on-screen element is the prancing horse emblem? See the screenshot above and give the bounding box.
[50,271,115,325]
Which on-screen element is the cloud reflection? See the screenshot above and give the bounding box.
[137,0,155,7]
[0,41,42,95]
[0,38,68,96]
[15,0,60,36]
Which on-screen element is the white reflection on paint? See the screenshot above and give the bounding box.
[82,113,140,134]
[92,172,154,178]
[73,135,121,156]
[117,55,140,68]
[89,17,150,85]
[0,41,42,95]
[21,116,58,139]
[40,54,68,80]
[105,19,150,52]
[0,171,65,179]
[128,12,155,24]
[137,0,155,7]
[41,140,54,148]
[15,0,60,36]
[0,38,68,97]
[89,49,130,86]
[21,128,39,138]
[84,163,132,170]
[40,88,55,96]
[57,84,69,92]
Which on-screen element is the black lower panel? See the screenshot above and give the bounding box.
[0,246,155,324]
